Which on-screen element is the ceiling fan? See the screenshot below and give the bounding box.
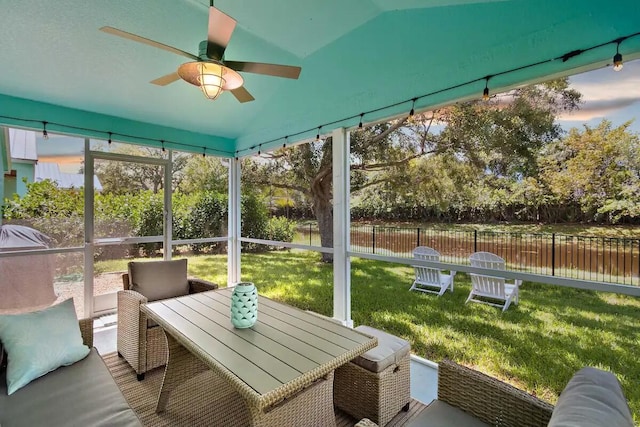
[100,1,301,103]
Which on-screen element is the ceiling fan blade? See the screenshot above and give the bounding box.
[225,61,301,79]
[150,72,181,86]
[230,86,255,103]
[100,26,198,61]
[206,6,237,60]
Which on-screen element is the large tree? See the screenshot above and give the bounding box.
[244,78,581,261]
[539,120,640,222]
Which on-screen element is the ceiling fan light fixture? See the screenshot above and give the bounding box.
[178,62,244,100]
[198,64,225,100]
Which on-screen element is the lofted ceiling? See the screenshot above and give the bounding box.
[1,0,639,157]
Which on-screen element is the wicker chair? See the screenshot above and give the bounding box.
[405,359,554,427]
[117,259,218,380]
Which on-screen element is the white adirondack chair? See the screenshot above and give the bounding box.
[410,246,455,296]
[467,251,522,312]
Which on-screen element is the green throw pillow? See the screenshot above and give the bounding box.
[0,299,90,395]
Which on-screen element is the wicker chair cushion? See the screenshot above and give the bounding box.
[353,325,410,373]
[128,259,189,302]
[548,367,633,427]
[406,400,490,427]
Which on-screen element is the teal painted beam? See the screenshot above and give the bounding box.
[0,94,236,157]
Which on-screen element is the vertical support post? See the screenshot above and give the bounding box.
[372,226,376,254]
[416,228,420,248]
[332,127,352,327]
[228,158,241,285]
[552,233,556,276]
[164,150,173,260]
[474,229,478,253]
[309,223,312,246]
[83,138,95,317]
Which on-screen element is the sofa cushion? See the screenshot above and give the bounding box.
[128,259,189,302]
[406,400,490,427]
[0,299,90,395]
[548,367,633,427]
[353,325,410,373]
[0,349,141,427]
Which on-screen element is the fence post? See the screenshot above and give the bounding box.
[417,228,421,247]
[372,226,376,254]
[309,223,312,246]
[474,230,478,253]
[552,233,556,276]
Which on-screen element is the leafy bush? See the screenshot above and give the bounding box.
[266,216,296,242]
[185,191,228,253]
[2,181,294,258]
[241,192,268,252]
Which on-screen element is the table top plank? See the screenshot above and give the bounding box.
[144,302,282,395]
[189,293,336,364]
[183,295,321,372]
[201,291,353,356]
[164,298,303,384]
[257,296,373,344]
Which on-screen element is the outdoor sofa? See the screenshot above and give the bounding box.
[367,359,633,427]
[0,318,141,427]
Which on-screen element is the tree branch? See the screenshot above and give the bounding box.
[354,149,435,171]
[253,181,308,193]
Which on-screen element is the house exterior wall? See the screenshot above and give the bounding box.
[9,161,34,198]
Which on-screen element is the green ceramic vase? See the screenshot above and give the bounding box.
[230,282,258,328]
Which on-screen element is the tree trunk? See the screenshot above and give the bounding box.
[310,166,334,263]
[314,197,333,263]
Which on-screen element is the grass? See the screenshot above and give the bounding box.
[95,250,640,421]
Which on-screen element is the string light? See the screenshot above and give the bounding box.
[409,98,416,118]
[613,40,624,71]
[258,144,262,155]
[42,121,48,140]
[483,76,491,101]
[283,135,288,148]
[161,140,165,152]
[108,132,112,145]
[358,113,364,129]
[316,126,322,141]
[202,147,206,158]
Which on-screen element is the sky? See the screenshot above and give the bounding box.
[557,58,640,133]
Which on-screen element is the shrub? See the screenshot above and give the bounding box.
[266,216,296,242]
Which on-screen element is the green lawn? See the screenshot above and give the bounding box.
[96,250,640,421]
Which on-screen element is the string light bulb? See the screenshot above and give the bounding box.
[613,42,623,71]
[316,126,322,141]
[358,113,364,129]
[161,140,165,152]
[202,147,206,158]
[483,77,491,101]
[108,132,112,145]
[409,99,416,118]
[42,122,49,140]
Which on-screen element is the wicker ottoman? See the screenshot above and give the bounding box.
[334,326,411,426]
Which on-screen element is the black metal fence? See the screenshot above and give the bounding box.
[296,224,640,286]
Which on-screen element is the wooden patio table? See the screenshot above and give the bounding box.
[141,287,377,427]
